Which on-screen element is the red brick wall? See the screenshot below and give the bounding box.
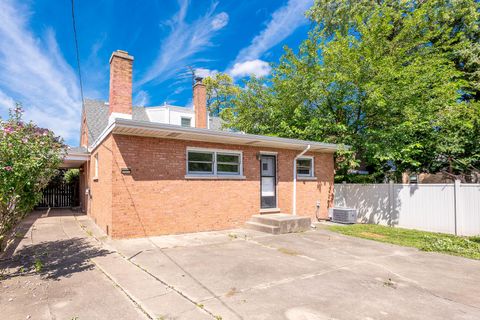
[91,134,335,238]
[109,51,133,115]
[87,134,114,235]
[193,82,207,128]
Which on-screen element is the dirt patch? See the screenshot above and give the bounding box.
[277,247,300,256]
[360,232,386,239]
[226,287,238,297]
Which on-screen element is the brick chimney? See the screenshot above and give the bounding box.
[109,50,133,118]
[193,77,207,128]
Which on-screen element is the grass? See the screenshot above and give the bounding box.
[34,258,44,272]
[328,224,480,260]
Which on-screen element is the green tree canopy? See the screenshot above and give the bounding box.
[207,0,480,182]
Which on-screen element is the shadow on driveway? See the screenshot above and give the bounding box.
[1,237,111,281]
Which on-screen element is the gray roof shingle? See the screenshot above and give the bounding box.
[82,99,226,146]
[84,99,108,145]
[83,99,151,145]
[67,146,88,153]
[208,116,224,131]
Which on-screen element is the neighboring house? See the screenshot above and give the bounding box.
[64,50,340,238]
[402,172,455,184]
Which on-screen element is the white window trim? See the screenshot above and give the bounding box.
[296,156,316,179]
[185,147,243,179]
[93,153,99,181]
[181,116,192,127]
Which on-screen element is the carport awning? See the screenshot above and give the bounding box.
[62,147,90,168]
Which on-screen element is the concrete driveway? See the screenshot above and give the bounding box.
[2,209,480,320]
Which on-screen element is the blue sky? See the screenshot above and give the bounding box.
[0,0,313,145]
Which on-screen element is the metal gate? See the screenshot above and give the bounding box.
[37,180,79,208]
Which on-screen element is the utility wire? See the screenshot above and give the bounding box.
[71,0,85,108]
[71,0,94,146]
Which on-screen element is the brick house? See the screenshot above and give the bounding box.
[63,50,340,238]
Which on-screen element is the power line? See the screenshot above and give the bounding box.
[70,0,85,108]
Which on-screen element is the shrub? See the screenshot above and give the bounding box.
[64,169,80,184]
[0,104,66,249]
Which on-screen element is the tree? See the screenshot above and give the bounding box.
[64,168,80,184]
[307,0,480,100]
[207,0,480,181]
[0,104,66,248]
[204,73,241,117]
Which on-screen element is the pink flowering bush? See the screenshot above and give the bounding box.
[0,104,66,248]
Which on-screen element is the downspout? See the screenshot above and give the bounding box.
[293,144,311,216]
[167,104,171,124]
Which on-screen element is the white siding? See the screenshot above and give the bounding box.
[145,106,195,127]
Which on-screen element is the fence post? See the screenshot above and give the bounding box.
[454,179,461,236]
[389,180,395,219]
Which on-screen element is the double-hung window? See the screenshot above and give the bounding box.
[296,157,314,178]
[187,148,242,177]
[181,117,191,127]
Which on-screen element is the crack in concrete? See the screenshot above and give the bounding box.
[73,214,225,320]
[199,263,356,303]
[119,250,223,319]
[71,214,152,320]
[243,237,318,262]
[91,260,153,320]
[326,240,480,312]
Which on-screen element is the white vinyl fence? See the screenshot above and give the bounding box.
[334,182,480,236]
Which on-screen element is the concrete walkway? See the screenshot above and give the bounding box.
[0,210,148,320]
[2,209,480,320]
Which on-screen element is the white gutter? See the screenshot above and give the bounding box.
[292,144,311,216]
[88,118,344,153]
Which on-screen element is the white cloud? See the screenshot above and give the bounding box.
[195,67,218,78]
[0,0,81,142]
[0,89,15,111]
[230,59,271,78]
[211,12,229,30]
[139,0,229,86]
[133,90,149,106]
[234,0,312,63]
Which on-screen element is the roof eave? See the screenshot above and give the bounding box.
[89,118,344,153]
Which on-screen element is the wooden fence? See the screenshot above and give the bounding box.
[37,180,79,208]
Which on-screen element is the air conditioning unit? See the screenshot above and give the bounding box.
[331,208,357,224]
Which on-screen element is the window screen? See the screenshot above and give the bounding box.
[296,158,313,177]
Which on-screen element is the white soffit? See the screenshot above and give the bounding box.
[109,119,341,152]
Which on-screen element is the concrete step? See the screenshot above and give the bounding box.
[245,221,280,235]
[251,214,291,226]
[247,214,311,234]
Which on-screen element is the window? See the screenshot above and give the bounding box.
[187,151,214,174]
[94,153,99,180]
[216,153,240,175]
[181,117,191,127]
[187,148,242,176]
[296,157,313,177]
